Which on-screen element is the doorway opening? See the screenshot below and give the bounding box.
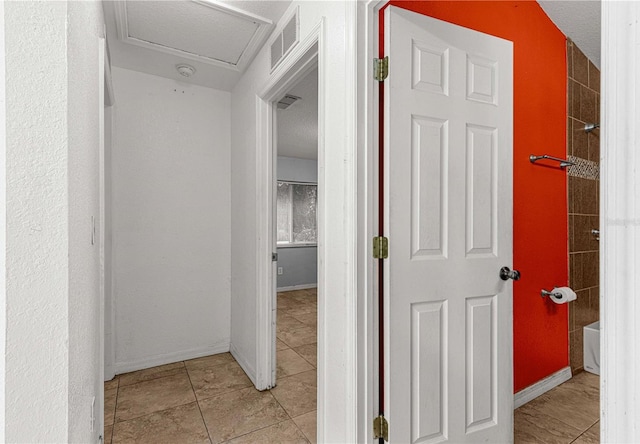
[255,29,321,441]
[272,65,319,433]
[371,2,604,442]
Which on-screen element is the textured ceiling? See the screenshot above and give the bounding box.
[537,0,601,68]
[103,0,291,91]
[277,68,318,160]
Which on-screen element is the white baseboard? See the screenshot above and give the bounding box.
[230,342,257,386]
[114,341,230,375]
[277,283,317,292]
[514,366,572,409]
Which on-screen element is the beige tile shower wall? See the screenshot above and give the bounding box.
[567,40,600,373]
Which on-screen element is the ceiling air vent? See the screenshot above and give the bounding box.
[271,34,283,69]
[277,94,301,110]
[270,8,299,70]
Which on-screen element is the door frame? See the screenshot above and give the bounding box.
[102,38,116,383]
[98,36,106,440]
[0,2,6,440]
[255,13,327,438]
[355,1,386,442]
[601,2,639,442]
[99,33,115,440]
[362,1,636,441]
[256,23,320,392]
[256,5,373,440]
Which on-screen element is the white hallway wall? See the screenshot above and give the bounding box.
[111,67,231,373]
[231,1,359,441]
[68,2,106,441]
[4,1,104,442]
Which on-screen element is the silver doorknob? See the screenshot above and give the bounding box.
[500,266,520,281]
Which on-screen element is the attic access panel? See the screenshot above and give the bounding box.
[114,0,273,72]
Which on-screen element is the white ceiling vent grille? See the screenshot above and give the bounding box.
[277,94,301,110]
[271,8,299,71]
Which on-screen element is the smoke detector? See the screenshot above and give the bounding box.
[176,64,196,78]
[277,94,301,110]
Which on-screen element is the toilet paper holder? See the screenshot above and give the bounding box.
[541,289,563,299]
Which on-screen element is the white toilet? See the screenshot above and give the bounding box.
[583,321,600,375]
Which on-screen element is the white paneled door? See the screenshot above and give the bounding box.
[384,7,514,443]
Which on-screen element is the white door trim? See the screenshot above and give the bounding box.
[98,37,106,439]
[256,5,365,439]
[331,4,358,440]
[0,2,7,440]
[102,33,116,383]
[601,1,640,442]
[356,1,386,442]
[255,21,321,392]
[104,37,115,108]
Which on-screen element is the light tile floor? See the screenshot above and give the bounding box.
[515,371,600,444]
[106,289,598,444]
[105,289,317,444]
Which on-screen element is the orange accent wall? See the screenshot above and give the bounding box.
[382,1,568,392]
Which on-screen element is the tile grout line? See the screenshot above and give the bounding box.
[112,364,254,442]
[278,292,318,415]
[219,417,309,444]
[104,377,119,444]
[568,77,600,94]
[110,369,197,424]
[276,298,318,416]
[184,360,214,444]
[518,405,597,441]
[184,359,239,374]
[214,291,315,443]
[517,375,600,438]
[274,295,315,443]
[271,388,295,422]
[286,344,317,368]
[109,378,120,443]
[569,421,599,444]
[188,380,254,405]
[290,409,317,444]
[517,410,584,443]
[190,388,252,406]
[111,368,205,427]
[116,364,186,389]
[113,400,201,426]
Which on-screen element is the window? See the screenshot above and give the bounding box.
[277,181,317,246]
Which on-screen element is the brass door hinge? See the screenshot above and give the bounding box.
[373,236,388,259]
[374,56,389,82]
[373,415,389,441]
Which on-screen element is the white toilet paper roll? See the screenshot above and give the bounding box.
[551,286,577,304]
